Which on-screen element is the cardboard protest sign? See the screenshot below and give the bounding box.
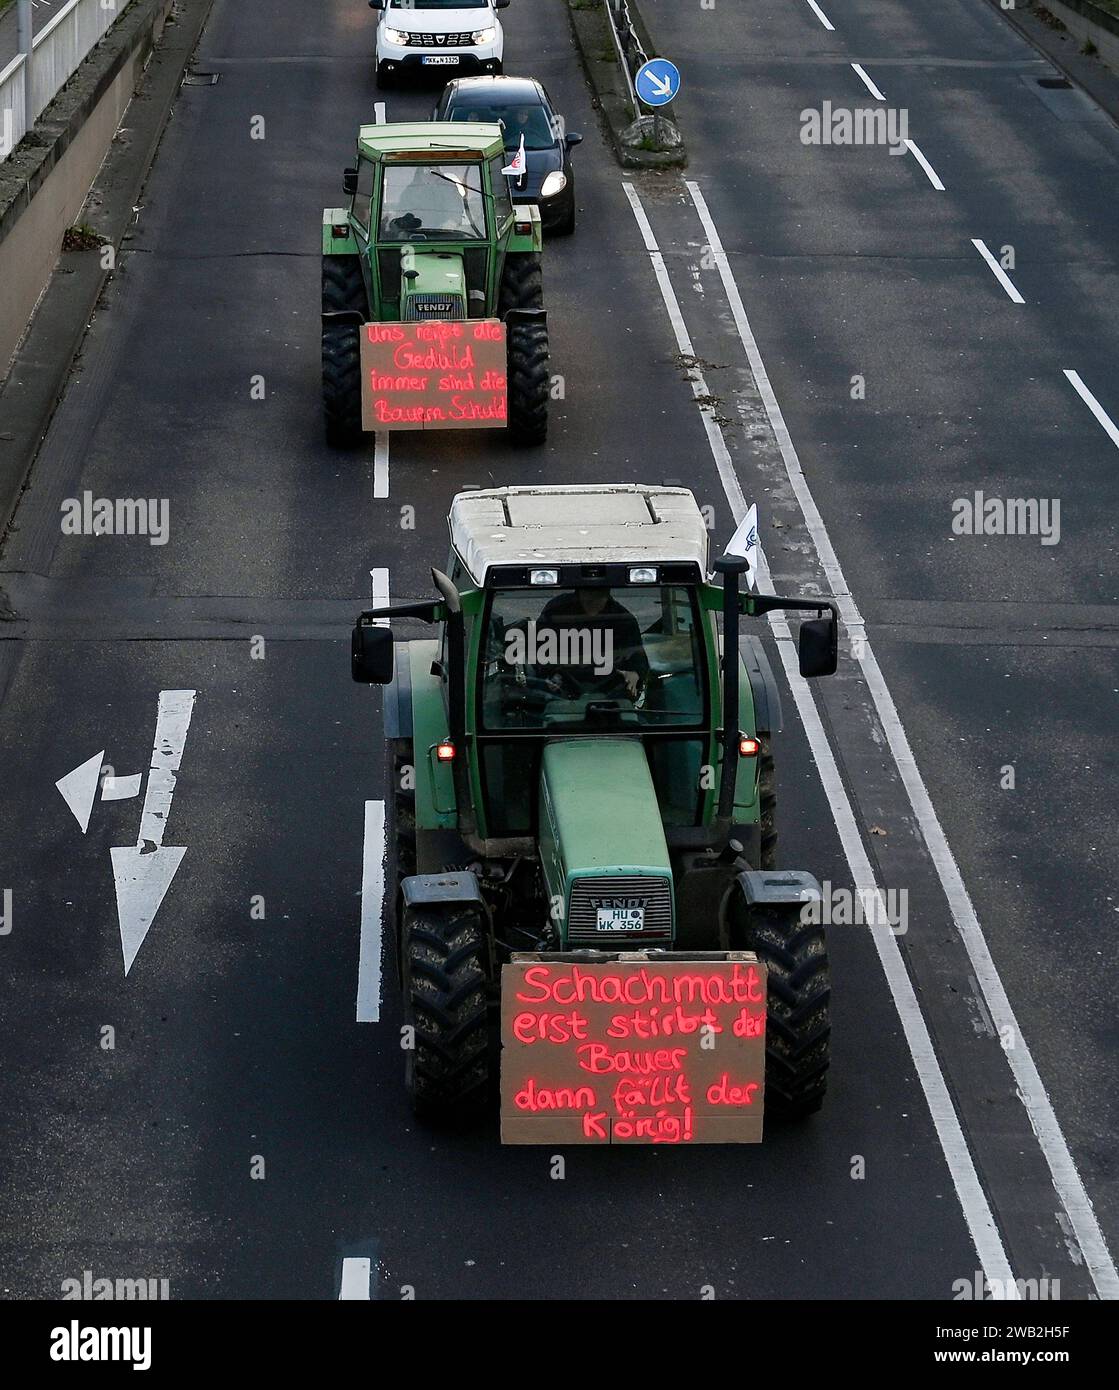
[360,319,508,431]
[501,953,767,1145]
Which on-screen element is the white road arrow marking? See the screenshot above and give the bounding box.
[101,772,143,801]
[111,689,196,975]
[56,750,105,833]
[339,1257,371,1300]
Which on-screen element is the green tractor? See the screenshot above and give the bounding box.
[352,485,839,1126]
[322,122,549,447]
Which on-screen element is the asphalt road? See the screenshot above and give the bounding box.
[0,0,1114,1301]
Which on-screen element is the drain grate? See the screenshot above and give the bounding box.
[1038,77,1073,89]
[183,72,219,86]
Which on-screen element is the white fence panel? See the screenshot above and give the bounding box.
[0,53,29,162]
[30,0,125,126]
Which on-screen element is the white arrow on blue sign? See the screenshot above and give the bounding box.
[635,58,681,109]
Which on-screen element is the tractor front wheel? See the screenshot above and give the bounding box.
[730,891,830,1118]
[506,318,549,445]
[403,903,491,1120]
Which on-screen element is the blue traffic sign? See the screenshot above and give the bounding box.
[635,58,681,109]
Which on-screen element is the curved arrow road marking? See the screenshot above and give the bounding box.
[112,690,196,975]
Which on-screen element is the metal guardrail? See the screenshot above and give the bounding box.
[604,0,649,121]
[1,0,127,164]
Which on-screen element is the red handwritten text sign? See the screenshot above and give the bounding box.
[359,319,508,432]
[500,955,767,1145]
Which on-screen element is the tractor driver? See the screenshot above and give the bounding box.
[532,587,649,701]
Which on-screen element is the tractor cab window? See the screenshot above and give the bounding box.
[480,585,707,733]
[489,155,513,228]
[380,163,487,242]
[352,158,376,233]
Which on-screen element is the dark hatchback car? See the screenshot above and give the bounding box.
[433,75,582,235]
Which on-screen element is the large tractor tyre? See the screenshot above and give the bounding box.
[758,735,777,871]
[730,893,830,1119]
[506,319,549,446]
[403,904,491,1120]
[322,256,366,448]
[385,741,416,982]
[498,252,543,314]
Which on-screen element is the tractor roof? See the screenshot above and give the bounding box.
[449,486,711,585]
[357,122,505,161]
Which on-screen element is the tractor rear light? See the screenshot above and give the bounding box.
[530,569,558,585]
[628,566,657,584]
[738,735,760,758]
[436,740,456,762]
[332,224,349,239]
[515,217,533,235]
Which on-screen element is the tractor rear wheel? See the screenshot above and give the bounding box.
[730,892,830,1118]
[506,318,549,445]
[403,903,491,1120]
[322,256,365,448]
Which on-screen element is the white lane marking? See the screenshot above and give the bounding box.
[101,772,142,802]
[851,63,886,101]
[624,180,1020,1296]
[1064,370,1119,450]
[904,139,946,191]
[971,239,1025,304]
[374,101,386,124]
[370,567,389,617]
[805,0,835,31]
[685,180,1119,1301]
[56,750,105,832]
[339,1256,371,1299]
[112,690,196,976]
[373,434,390,499]
[357,800,386,1023]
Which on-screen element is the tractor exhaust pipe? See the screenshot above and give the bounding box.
[713,553,749,827]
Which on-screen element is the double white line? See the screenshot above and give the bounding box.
[624,178,1118,1300]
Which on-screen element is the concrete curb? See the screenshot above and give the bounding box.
[0,0,217,540]
[564,0,686,170]
[979,0,1119,127]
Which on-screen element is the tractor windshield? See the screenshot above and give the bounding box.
[380,162,487,242]
[480,586,708,732]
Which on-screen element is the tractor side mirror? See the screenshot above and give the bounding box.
[798,616,838,679]
[565,132,583,147]
[494,0,511,8]
[352,623,394,685]
[368,1,384,10]
[343,167,359,196]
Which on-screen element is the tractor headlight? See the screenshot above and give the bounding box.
[472,26,497,44]
[530,569,559,586]
[629,567,657,584]
[383,27,409,45]
[540,171,568,199]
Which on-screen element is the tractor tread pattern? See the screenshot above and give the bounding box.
[322,256,365,448]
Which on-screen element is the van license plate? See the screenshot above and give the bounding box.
[596,907,645,932]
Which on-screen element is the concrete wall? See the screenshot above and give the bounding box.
[0,0,173,376]
[1045,0,1119,73]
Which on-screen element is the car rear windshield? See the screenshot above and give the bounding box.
[449,102,555,151]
